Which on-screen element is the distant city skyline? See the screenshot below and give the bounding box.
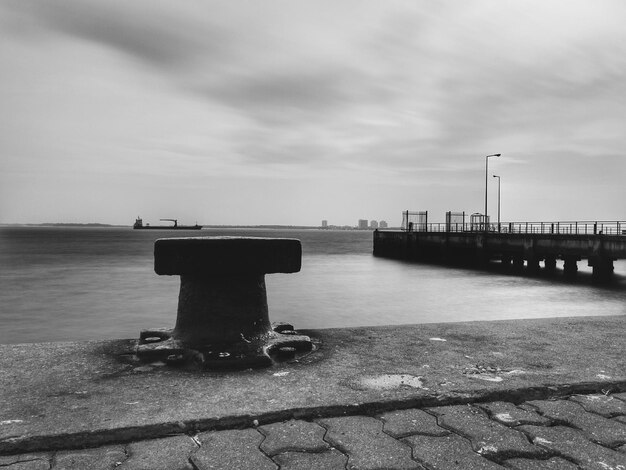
[317,219,391,230]
[1,1,625,226]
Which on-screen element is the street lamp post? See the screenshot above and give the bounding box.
[493,174,501,232]
[484,153,501,231]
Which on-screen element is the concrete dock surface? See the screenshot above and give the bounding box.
[1,315,625,469]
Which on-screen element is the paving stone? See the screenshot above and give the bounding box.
[526,399,626,447]
[427,405,546,460]
[272,449,348,470]
[379,408,449,438]
[403,433,503,469]
[517,403,552,417]
[52,444,126,469]
[0,455,50,470]
[259,419,329,455]
[613,392,626,402]
[569,394,626,418]
[192,428,277,470]
[318,415,419,470]
[518,424,626,470]
[0,462,49,470]
[504,457,579,469]
[119,435,196,470]
[476,402,551,427]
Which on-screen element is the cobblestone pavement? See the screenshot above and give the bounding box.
[1,392,625,469]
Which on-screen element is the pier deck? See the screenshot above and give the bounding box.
[374,225,626,282]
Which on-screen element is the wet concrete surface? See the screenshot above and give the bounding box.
[0,315,624,454]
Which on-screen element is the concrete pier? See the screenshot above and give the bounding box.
[374,230,626,282]
[1,316,625,468]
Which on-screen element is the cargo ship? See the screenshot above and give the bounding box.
[133,217,202,230]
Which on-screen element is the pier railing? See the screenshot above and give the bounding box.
[401,221,626,236]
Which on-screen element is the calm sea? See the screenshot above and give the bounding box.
[1,226,625,344]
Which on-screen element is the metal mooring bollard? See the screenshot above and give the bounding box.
[136,237,313,368]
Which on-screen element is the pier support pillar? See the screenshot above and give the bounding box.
[475,251,490,268]
[474,234,489,267]
[589,256,614,284]
[544,257,557,275]
[500,255,512,268]
[523,239,540,275]
[563,256,579,279]
[526,254,541,274]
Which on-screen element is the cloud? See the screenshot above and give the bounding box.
[1,0,625,224]
[1,0,225,68]
[201,67,363,125]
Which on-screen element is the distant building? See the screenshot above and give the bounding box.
[321,220,328,229]
[370,220,379,229]
[379,220,388,229]
[358,219,369,230]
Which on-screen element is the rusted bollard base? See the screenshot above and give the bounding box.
[136,322,313,369]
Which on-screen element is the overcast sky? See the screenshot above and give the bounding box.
[1,0,625,226]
